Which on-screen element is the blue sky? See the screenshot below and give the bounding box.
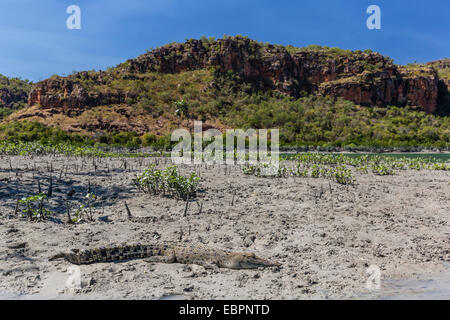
[0,0,448,81]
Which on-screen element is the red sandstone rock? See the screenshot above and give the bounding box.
[27,37,444,114]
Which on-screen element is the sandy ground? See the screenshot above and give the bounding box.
[0,155,449,299]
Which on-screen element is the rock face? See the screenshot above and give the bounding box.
[28,36,445,114]
[28,74,129,115]
[317,67,439,113]
[427,59,450,114]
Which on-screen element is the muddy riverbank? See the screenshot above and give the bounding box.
[0,156,448,299]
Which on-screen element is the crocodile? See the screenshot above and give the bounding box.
[49,243,281,270]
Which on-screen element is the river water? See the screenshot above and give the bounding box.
[1,275,449,300]
[356,276,450,300]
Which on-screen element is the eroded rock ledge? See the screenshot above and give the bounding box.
[28,36,447,114]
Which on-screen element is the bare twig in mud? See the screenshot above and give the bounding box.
[88,199,94,221]
[38,180,42,194]
[14,199,19,216]
[124,201,132,218]
[197,201,203,215]
[231,190,236,206]
[38,196,44,222]
[67,187,75,198]
[179,227,184,241]
[58,168,64,182]
[65,201,73,224]
[24,200,32,221]
[183,199,189,217]
[47,175,53,197]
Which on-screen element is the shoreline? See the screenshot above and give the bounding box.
[278,147,450,154]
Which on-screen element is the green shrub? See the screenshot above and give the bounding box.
[133,165,200,200]
[18,193,52,221]
[111,131,141,147]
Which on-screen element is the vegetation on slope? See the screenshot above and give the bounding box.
[0,74,33,118]
[2,93,449,149]
[64,66,450,148]
[1,37,449,148]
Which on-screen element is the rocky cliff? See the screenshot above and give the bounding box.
[28,37,446,113]
[427,59,450,114]
[26,36,446,115]
[27,75,128,115]
[127,38,442,112]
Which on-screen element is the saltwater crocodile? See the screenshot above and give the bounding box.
[49,243,280,270]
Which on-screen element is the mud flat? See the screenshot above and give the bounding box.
[0,155,449,299]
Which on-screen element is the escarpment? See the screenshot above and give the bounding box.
[26,36,446,115]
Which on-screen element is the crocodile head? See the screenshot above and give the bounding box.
[223,252,281,269]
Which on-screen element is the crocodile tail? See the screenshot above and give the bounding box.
[49,244,165,265]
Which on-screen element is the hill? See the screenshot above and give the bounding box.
[1,36,449,148]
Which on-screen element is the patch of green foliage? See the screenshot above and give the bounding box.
[243,161,355,185]
[0,74,33,118]
[0,140,175,157]
[133,164,200,200]
[18,193,53,221]
[0,121,176,150]
[243,152,449,184]
[227,95,450,148]
[297,45,354,57]
[0,121,94,145]
[72,193,97,223]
